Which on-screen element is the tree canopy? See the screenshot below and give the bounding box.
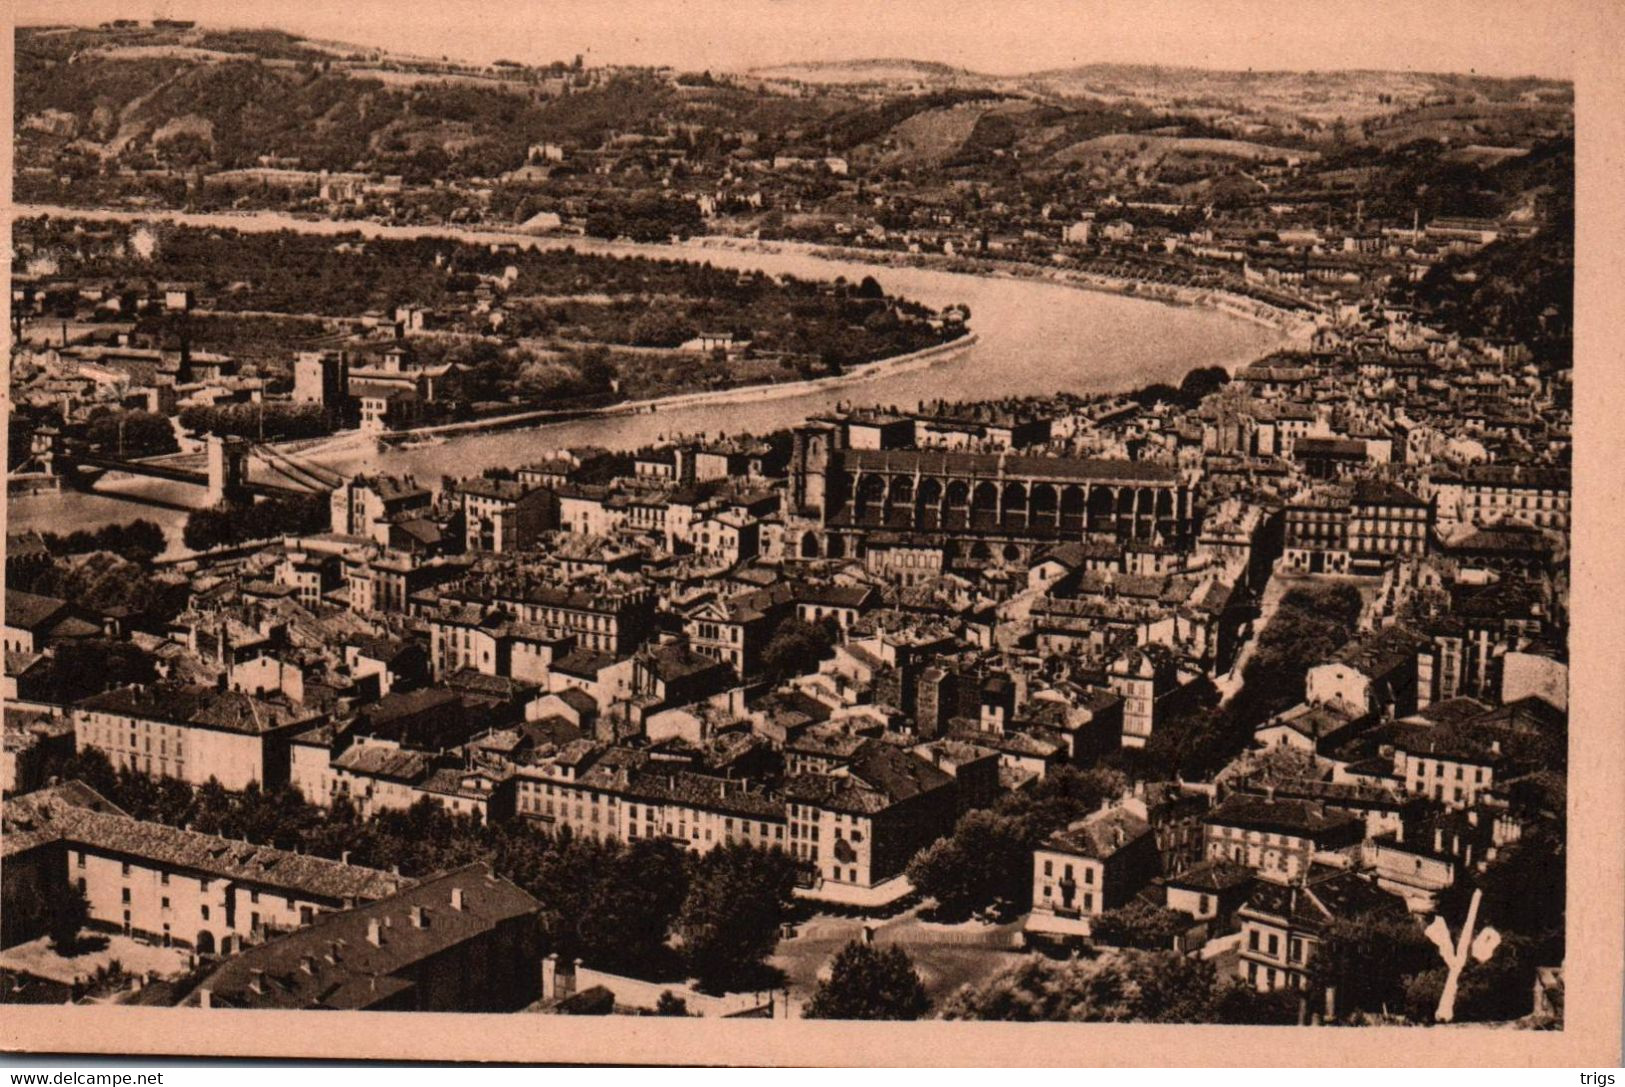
[804,940,930,1020]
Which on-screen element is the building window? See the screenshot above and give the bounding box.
[1043,860,1053,876]
[201,905,210,920]
[121,888,131,904]
[1248,930,1259,951]
[121,862,131,877]
[161,871,170,885]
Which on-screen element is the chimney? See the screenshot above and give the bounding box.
[299,955,315,975]
[409,905,428,929]
[450,887,465,911]
[198,988,212,1009]
[248,968,264,994]
[366,919,383,947]
[1433,826,1443,855]
[341,850,351,865]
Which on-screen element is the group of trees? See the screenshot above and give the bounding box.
[941,948,1295,1024]
[177,402,332,442]
[906,767,1127,917]
[84,409,177,456]
[182,492,329,552]
[37,519,167,565]
[8,546,188,636]
[1138,581,1364,780]
[584,195,704,244]
[1127,365,1233,411]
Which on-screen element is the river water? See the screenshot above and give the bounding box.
[8,208,1285,552]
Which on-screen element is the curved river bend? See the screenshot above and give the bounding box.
[8,209,1285,550]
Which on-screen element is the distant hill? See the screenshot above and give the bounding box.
[747,57,1572,125]
[14,24,1572,198]
[745,58,1002,89]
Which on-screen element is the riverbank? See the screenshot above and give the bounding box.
[688,234,1316,339]
[11,203,1286,552]
[342,331,981,451]
[18,203,1313,337]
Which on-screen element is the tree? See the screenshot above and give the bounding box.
[653,991,691,1016]
[760,617,836,682]
[1213,980,1303,1025]
[45,879,91,955]
[908,766,1129,917]
[45,639,156,703]
[1177,365,1231,407]
[1400,931,1542,1024]
[1090,900,1193,950]
[805,940,930,1020]
[1309,911,1436,1020]
[629,308,698,348]
[678,843,798,993]
[855,275,885,300]
[577,837,690,977]
[906,808,1030,917]
[85,410,177,456]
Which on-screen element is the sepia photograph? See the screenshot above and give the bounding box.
[1,0,1620,1069]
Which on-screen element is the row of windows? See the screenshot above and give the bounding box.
[1246,928,1306,963]
[1210,826,1303,847]
[1409,759,1487,783]
[1040,859,1096,885]
[88,854,313,919]
[1039,885,1095,911]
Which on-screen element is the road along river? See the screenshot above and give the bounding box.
[9,206,1288,551]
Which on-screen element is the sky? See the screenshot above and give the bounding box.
[16,0,1581,80]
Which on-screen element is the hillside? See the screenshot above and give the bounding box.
[745,58,1003,90]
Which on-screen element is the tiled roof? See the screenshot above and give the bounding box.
[1166,858,1255,893]
[332,744,432,783]
[785,741,952,815]
[5,589,71,632]
[3,784,408,902]
[1240,867,1402,932]
[75,684,322,735]
[186,864,538,1010]
[1203,794,1359,839]
[1044,805,1154,861]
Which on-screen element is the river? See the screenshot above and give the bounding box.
[8,206,1287,553]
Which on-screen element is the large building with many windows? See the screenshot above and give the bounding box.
[72,684,324,790]
[2,783,407,955]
